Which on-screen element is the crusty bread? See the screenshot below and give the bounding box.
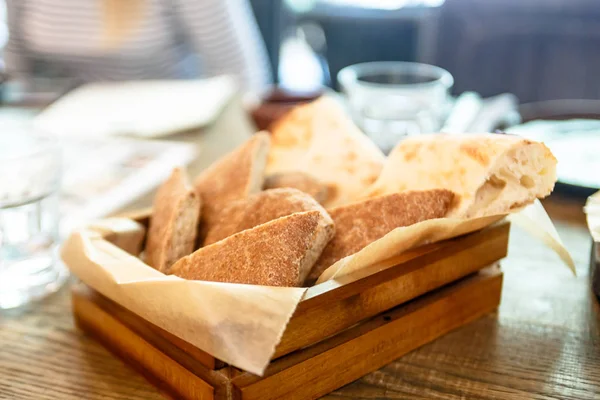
[365,133,557,218]
[194,132,270,243]
[264,172,329,204]
[308,189,455,283]
[145,168,201,274]
[266,97,385,207]
[170,210,335,287]
[204,188,331,246]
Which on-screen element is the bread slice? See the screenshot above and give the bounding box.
[170,210,335,287]
[204,188,331,245]
[145,168,201,274]
[266,97,385,207]
[194,132,270,242]
[264,172,329,204]
[307,189,455,283]
[365,133,557,218]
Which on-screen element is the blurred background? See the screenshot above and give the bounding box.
[3,0,600,101]
[249,0,600,101]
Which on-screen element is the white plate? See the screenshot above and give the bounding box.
[508,119,600,190]
[34,76,236,138]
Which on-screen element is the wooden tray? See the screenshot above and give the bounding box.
[72,222,509,400]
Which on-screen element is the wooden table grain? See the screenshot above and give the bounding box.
[1,100,598,400]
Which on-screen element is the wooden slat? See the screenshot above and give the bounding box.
[273,222,509,358]
[72,289,215,400]
[232,267,504,400]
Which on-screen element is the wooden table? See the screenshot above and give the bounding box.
[1,100,599,400]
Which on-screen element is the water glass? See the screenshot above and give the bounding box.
[338,61,454,153]
[0,133,67,309]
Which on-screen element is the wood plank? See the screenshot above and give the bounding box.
[72,289,215,400]
[232,267,503,400]
[273,222,509,358]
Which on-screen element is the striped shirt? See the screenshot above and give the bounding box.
[4,0,272,93]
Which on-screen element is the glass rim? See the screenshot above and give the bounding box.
[338,61,454,90]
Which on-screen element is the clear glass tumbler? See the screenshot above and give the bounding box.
[0,132,67,309]
[338,61,454,153]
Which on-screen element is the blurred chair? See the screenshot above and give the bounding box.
[430,0,600,102]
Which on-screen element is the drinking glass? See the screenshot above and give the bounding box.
[338,61,454,153]
[0,132,67,309]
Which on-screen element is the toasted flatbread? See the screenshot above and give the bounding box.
[170,210,335,287]
[263,172,329,203]
[204,188,331,245]
[365,133,557,218]
[308,189,454,283]
[145,168,201,273]
[194,132,270,242]
[266,96,385,207]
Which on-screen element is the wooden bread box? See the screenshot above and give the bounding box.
[71,211,510,400]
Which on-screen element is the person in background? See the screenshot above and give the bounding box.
[3,0,272,94]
